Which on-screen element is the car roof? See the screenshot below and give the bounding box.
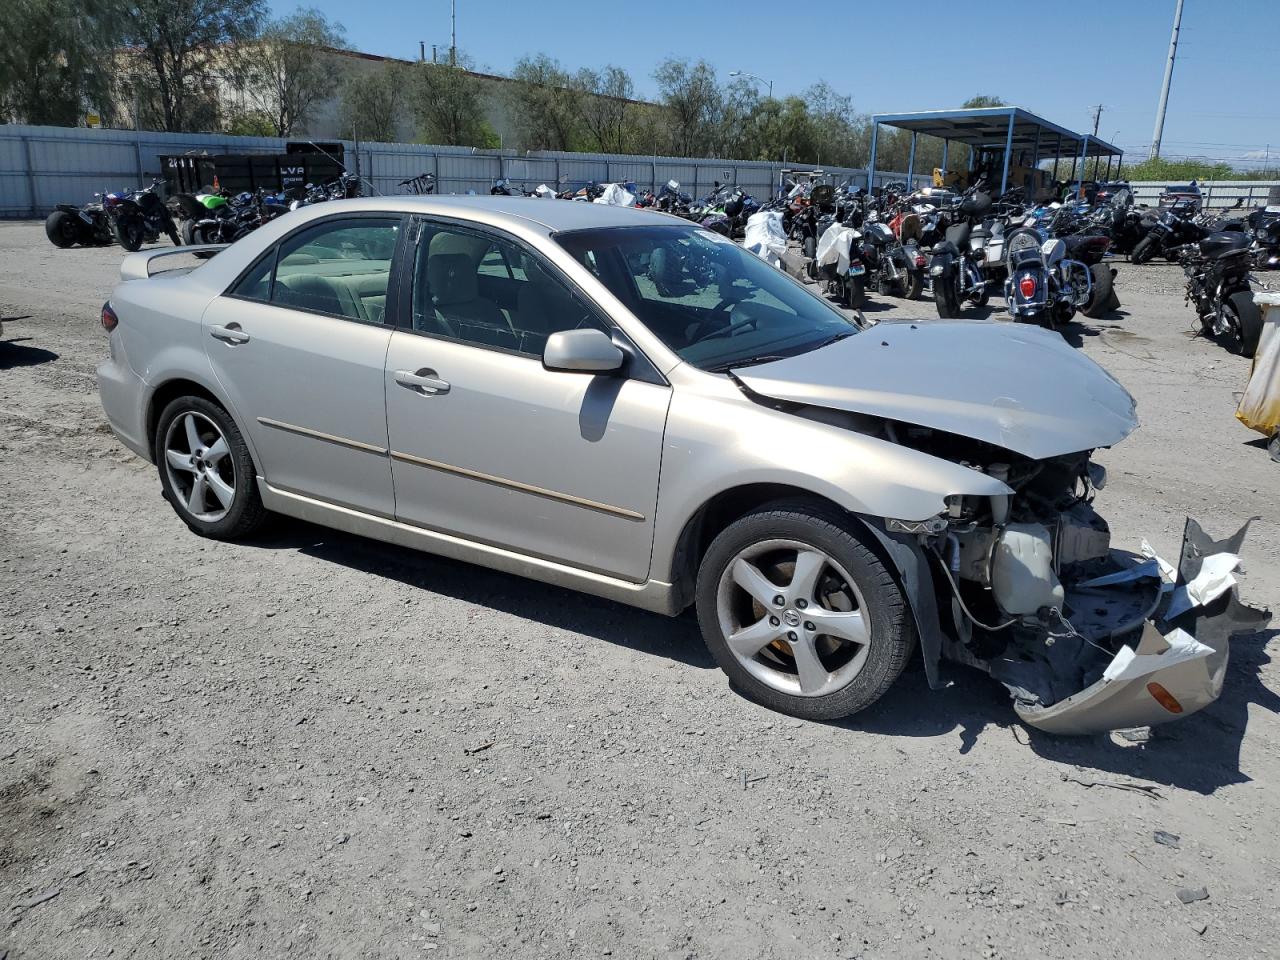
[304,194,689,235]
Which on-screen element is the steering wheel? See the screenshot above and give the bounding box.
[687,302,758,346]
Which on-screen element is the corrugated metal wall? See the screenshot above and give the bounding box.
[0,123,932,217]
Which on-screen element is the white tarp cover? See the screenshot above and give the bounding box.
[815,224,859,275]
[743,210,786,268]
[592,183,636,207]
[534,184,556,198]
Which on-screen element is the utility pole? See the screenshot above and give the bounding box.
[450,0,457,67]
[1150,0,1185,159]
[1091,105,1103,136]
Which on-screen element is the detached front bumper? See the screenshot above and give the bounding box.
[998,518,1270,735]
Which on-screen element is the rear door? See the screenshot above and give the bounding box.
[202,213,406,516]
[382,218,670,581]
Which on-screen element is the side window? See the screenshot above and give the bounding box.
[411,224,608,356]
[237,217,400,323]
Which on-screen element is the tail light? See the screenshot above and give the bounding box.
[1018,274,1037,299]
[101,301,118,332]
[914,255,926,268]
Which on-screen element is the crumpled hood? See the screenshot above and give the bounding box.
[733,320,1138,459]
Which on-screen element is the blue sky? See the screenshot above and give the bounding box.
[273,0,1280,168]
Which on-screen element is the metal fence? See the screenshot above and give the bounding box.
[1129,180,1280,210]
[0,123,931,218]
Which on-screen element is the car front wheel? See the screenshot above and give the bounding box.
[695,502,914,720]
[154,395,267,539]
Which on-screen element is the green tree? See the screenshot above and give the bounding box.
[653,57,721,156]
[337,63,407,143]
[0,0,120,126]
[234,6,346,136]
[121,0,265,131]
[507,54,582,151]
[962,95,1007,109]
[572,65,637,154]
[411,55,490,147]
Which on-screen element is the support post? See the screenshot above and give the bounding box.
[867,122,879,193]
[134,131,145,184]
[941,139,949,180]
[999,111,1015,196]
[1031,126,1041,181]
[906,131,917,184]
[1078,136,1089,197]
[22,135,37,217]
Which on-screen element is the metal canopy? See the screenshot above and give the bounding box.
[867,106,1125,196]
[872,107,1122,159]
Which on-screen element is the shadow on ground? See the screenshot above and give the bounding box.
[0,340,58,369]
[244,517,1277,795]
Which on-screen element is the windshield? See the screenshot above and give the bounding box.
[554,224,857,371]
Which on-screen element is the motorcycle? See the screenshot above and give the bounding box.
[1246,208,1280,269]
[928,187,995,318]
[1002,227,1093,329]
[44,192,119,248]
[859,214,925,300]
[184,190,286,246]
[1130,198,1205,264]
[103,179,180,251]
[1178,232,1262,356]
[399,172,437,195]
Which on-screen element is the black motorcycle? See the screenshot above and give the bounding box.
[106,179,180,251]
[44,192,118,248]
[1246,208,1280,270]
[186,190,287,246]
[1130,199,1207,264]
[928,187,994,317]
[1178,232,1262,356]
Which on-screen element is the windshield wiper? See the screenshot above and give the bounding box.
[704,354,789,373]
[813,330,856,349]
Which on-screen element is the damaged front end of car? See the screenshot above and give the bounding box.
[877,430,1270,734]
[732,322,1270,734]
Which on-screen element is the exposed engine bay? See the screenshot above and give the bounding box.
[884,423,1270,733]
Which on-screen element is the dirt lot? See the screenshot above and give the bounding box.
[1,219,1277,960]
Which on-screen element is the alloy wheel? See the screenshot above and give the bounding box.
[163,411,236,522]
[716,538,872,698]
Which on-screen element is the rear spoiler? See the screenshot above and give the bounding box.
[119,244,228,281]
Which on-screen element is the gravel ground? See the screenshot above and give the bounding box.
[1,220,1277,960]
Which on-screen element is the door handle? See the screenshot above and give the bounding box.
[210,324,250,344]
[394,368,450,395]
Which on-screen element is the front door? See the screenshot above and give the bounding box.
[383,219,670,581]
[202,214,405,516]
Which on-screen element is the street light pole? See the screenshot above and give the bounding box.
[1150,0,1185,159]
[729,70,773,99]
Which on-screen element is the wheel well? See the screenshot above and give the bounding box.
[145,379,223,452]
[667,484,849,610]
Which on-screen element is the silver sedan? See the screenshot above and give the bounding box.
[96,196,1266,733]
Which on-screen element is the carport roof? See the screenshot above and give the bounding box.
[871,107,1122,159]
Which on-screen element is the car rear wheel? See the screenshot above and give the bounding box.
[695,502,914,721]
[154,396,267,539]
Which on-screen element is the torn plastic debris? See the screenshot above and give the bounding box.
[1008,518,1271,735]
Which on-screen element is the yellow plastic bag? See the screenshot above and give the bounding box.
[1236,292,1280,438]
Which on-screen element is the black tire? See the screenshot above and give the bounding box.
[844,274,866,309]
[180,219,198,246]
[45,210,81,248]
[1130,236,1156,264]
[114,217,144,252]
[1082,263,1115,318]
[802,234,816,261]
[154,395,268,540]
[904,270,923,301]
[1268,432,1280,464]
[971,284,990,308]
[695,500,915,721]
[1225,290,1262,357]
[933,273,961,318]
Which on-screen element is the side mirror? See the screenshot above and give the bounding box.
[542,328,624,374]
